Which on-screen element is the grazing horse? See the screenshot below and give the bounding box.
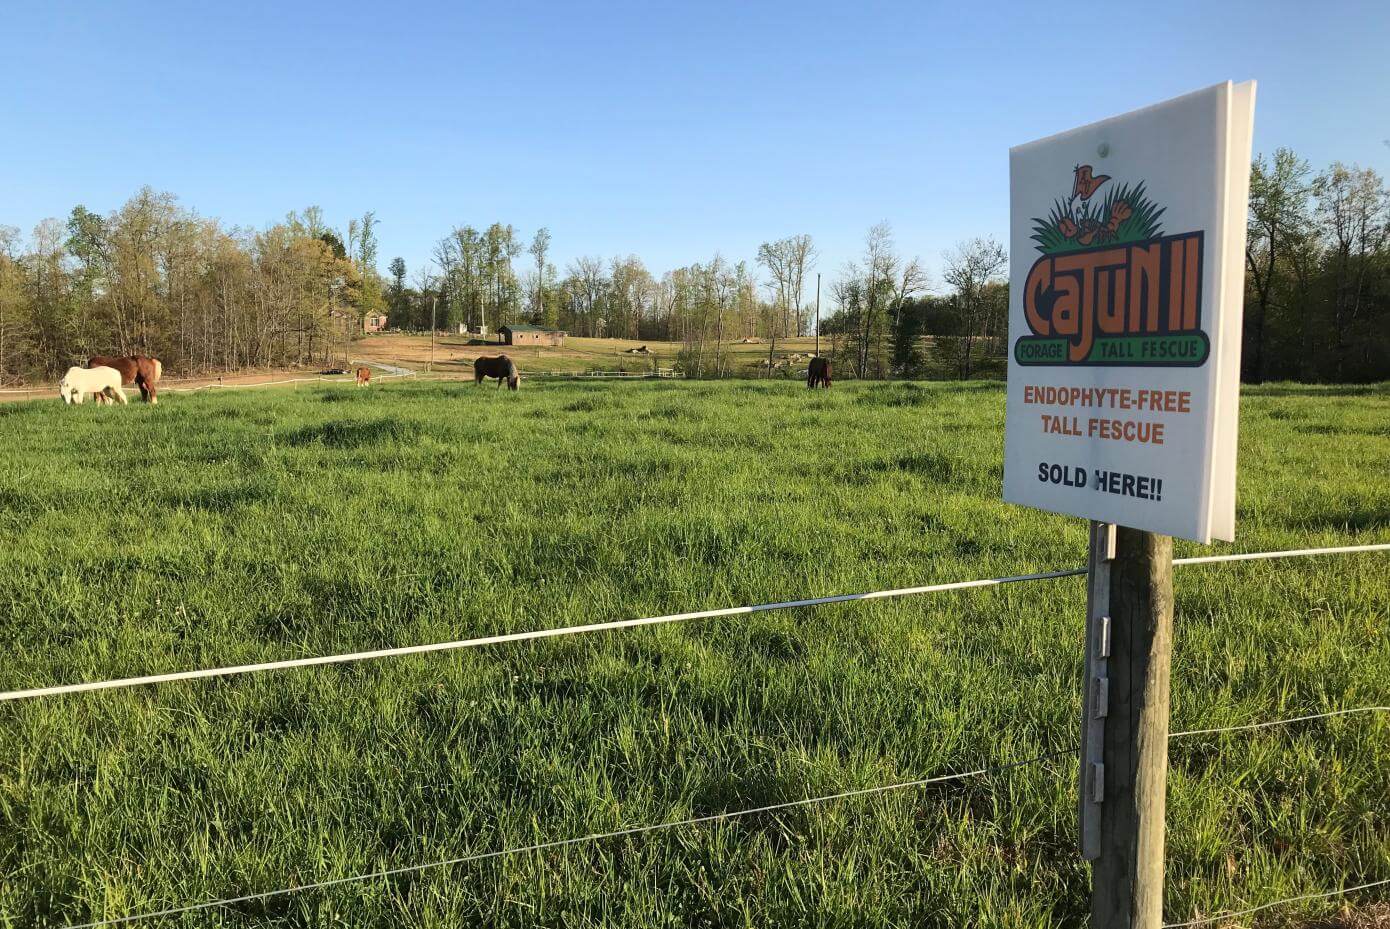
[88,355,162,403]
[807,356,832,389]
[355,366,372,386]
[59,366,127,405]
[474,354,520,390]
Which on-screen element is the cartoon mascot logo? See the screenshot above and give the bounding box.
[1017,166,1208,367]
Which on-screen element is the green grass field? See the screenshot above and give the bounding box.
[1,380,1387,928]
[351,332,1006,381]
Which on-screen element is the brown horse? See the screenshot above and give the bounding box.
[355,366,371,386]
[474,355,520,390]
[807,356,832,388]
[89,355,162,403]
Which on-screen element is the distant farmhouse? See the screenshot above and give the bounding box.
[500,324,566,347]
[362,313,388,333]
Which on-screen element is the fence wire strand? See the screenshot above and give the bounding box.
[2,543,1386,703]
[49,705,1390,928]
[57,749,1075,929]
[1161,876,1390,928]
[0,567,1088,702]
[1,367,417,397]
[1171,705,1389,737]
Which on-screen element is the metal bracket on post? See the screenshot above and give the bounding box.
[1080,520,1116,860]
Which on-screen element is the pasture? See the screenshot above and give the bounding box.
[353,333,847,378]
[0,379,1387,927]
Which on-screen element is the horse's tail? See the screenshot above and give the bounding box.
[151,358,162,382]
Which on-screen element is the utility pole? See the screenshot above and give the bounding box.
[1082,523,1174,929]
[430,295,438,373]
[814,273,821,358]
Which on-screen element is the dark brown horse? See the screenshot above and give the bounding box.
[807,356,832,388]
[474,354,519,390]
[88,355,162,403]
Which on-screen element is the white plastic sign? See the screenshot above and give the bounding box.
[1003,81,1255,543]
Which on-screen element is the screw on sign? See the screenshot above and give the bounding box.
[1006,81,1256,928]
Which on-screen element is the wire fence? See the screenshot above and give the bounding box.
[1160,877,1390,928]
[528,369,678,379]
[0,363,419,398]
[49,708,1390,929]
[4,543,1385,703]
[0,366,685,397]
[160,369,418,394]
[4,542,1387,927]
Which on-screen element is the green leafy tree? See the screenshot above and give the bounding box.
[353,212,385,319]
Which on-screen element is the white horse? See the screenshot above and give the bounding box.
[59,365,128,405]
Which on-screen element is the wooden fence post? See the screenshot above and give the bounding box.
[1090,526,1174,928]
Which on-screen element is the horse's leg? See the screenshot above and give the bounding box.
[141,365,157,402]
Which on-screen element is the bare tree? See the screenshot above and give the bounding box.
[1314,163,1390,378]
[1245,149,1312,382]
[756,234,817,375]
[568,256,607,337]
[942,236,1007,379]
[826,225,920,380]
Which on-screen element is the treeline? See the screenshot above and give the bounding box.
[400,228,822,351]
[1243,153,1389,382]
[818,154,1390,384]
[0,189,384,378]
[0,150,1386,383]
[822,229,1007,381]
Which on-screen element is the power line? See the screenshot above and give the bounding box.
[56,749,1073,929]
[3,543,1386,703]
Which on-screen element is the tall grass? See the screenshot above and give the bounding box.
[0,380,1386,927]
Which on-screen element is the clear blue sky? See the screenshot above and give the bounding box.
[3,0,1387,289]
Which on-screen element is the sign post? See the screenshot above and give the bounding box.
[1092,527,1174,928]
[1005,81,1255,928]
